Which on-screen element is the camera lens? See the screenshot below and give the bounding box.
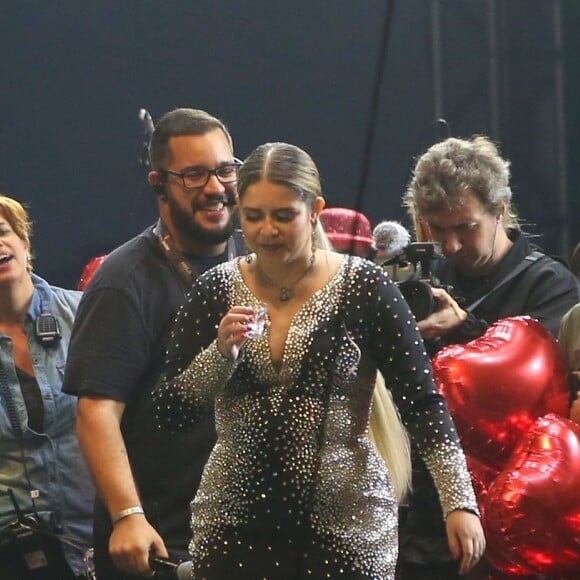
[398,280,438,322]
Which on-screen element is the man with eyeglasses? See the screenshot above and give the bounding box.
[63,108,244,578]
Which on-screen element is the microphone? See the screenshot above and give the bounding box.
[176,561,193,579]
[372,221,411,265]
[149,556,193,579]
[138,108,155,168]
[139,108,154,133]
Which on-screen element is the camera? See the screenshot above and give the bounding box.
[0,513,74,580]
[393,242,453,322]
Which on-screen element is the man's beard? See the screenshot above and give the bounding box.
[168,195,235,247]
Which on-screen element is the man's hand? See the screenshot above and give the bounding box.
[109,514,168,577]
[417,286,468,339]
[76,397,167,576]
[446,510,486,575]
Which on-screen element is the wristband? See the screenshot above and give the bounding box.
[111,506,145,525]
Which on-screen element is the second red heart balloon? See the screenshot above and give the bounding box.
[484,414,580,578]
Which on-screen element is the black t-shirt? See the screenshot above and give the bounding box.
[16,367,44,433]
[63,226,237,558]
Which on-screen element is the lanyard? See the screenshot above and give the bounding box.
[153,219,237,289]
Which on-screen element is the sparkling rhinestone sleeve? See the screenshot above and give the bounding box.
[158,340,237,410]
[153,265,234,431]
[362,262,479,517]
[421,441,479,517]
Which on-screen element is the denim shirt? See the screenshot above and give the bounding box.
[0,274,94,575]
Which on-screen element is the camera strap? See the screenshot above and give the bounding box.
[465,251,545,313]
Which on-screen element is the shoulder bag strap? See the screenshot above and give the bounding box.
[466,251,545,313]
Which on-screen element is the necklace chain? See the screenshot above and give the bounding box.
[252,252,316,301]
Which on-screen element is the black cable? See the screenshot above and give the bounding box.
[351,0,397,225]
[0,362,23,437]
[305,5,396,572]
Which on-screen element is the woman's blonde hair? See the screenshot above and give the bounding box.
[368,373,411,501]
[238,142,321,207]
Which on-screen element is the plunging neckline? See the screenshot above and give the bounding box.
[234,254,349,377]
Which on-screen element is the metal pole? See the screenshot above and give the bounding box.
[487,0,500,139]
[553,0,569,255]
[430,0,444,120]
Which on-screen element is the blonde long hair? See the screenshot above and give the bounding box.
[315,221,412,501]
[368,373,411,501]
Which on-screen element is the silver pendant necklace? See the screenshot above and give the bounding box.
[250,253,316,301]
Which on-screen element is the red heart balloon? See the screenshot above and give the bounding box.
[433,317,569,470]
[77,254,108,291]
[466,455,499,518]
[483,414,580,578]
[465,456,536,578]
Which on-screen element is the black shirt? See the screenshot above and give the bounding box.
[433,230,580,343]
[16,367,44,433]
[63,225,242,563]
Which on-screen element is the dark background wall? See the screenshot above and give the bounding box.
[0,0,577,288]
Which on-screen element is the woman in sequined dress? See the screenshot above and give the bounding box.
[154,143,485,579]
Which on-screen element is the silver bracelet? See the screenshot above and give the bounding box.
[111,506,145,525]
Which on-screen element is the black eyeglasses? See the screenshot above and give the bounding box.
[159,159,242,190]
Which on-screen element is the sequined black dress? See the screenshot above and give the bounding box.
[154,256,478,580]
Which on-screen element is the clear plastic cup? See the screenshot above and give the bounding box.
[245,305,269,339]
